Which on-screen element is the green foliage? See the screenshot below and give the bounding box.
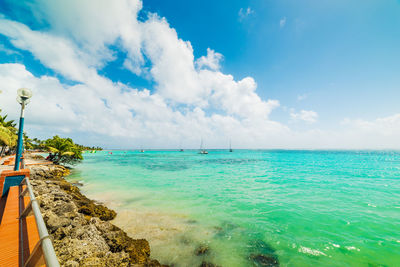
[0,126,17,147]
[76,144,103,151]
[0,109,18,155]
[23,132,34,150]
[45,135,83,165]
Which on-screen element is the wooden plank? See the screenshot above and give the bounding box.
[0,186,20,267]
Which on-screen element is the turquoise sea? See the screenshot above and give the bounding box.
[68,150,400,267]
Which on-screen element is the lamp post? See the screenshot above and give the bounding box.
[14,88,32,171]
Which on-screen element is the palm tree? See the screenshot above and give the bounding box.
[23,133,34,150]
[0,109,18,156]
[0,110,16,129]
[45,135,83,164]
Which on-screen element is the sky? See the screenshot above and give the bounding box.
[0,0,400,149]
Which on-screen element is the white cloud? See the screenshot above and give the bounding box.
[0,63,289,148]
[196,48,223,71]
[280,17,287,28]
[239,7,254,21]
[27,0,144,73]
[0,18,97,83]
[290,110,318,123]
[0,1,397,149]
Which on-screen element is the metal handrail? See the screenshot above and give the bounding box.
[20,177,60,267]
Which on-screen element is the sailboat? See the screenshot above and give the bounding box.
[198,139,208,154]
[179,141,184,152]
[229,140,233,152]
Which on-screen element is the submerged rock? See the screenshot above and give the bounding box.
[248,240,279,267]
[195,245,210,256]
[213,221,239,239]
[249,254,279,267]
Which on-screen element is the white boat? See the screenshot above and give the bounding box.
[198,139,208,154]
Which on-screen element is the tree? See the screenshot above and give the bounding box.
[23,132,34,150]
[45,135,83,165]
[0,109,18,156]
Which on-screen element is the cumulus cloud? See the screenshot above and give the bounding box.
[0,0,397,149]
[0,63,290,148]
[0,0,287,148]
[196,48,223,71]
[290,110,318,124]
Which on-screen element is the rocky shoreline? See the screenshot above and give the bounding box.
[29,164,168,267]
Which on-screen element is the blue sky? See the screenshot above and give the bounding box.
[0,0,400,149]
[144,0,400,122]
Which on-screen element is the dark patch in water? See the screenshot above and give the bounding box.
[195,245,209,256]
[186,219,197,224]
[247,240,279,267]
[213,221,239,238]
[124,196,144,204]
[249,254,279,267]
[140,161,190,171]
[179,236,192,245]
[199,158,262,165]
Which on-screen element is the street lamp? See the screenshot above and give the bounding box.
[14,88,32,171]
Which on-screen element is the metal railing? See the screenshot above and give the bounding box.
[20,177,60,267]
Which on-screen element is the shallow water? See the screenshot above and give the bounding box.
[68,150,400,266]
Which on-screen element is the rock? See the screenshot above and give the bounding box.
[249,254,279,267]
[71,181,84,187]
[56,180,117,221]
[64,260,79,267]
[247,240,279,266]
[28,165,167,267]
[45,211,71,232]
[195,245,209,256]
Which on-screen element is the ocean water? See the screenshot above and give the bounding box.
[67,150,400,267]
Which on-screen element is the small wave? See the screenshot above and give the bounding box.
[368,203,377,207]
[345,246,360,251]
[332,244,340,248]
[298,246,327,256]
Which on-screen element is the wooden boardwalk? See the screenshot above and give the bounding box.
[0,186,20,266]
[0,184,42,266]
